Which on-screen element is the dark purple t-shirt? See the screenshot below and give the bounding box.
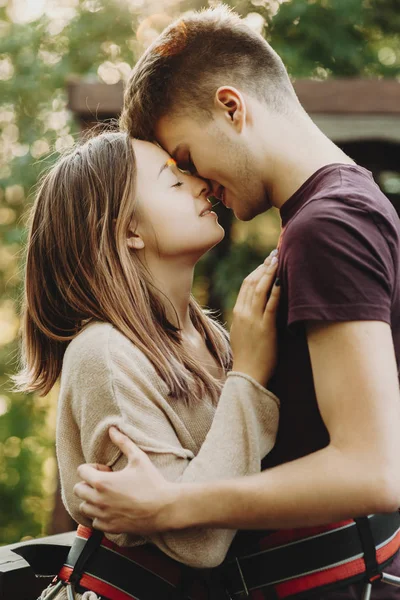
[264,162,400,469]
[232,164,400,597]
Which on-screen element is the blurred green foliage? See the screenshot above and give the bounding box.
[0,0,399,545]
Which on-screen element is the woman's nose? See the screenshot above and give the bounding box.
[194,176,212,198]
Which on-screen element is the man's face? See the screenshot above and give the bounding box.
[155,112,271,222]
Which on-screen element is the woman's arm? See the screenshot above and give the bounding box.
[105,370,279,568]
[73,260,280,567]
[71,333,279,567]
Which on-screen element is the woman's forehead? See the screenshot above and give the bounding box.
[132,139,178,184]
[132,138,171,165]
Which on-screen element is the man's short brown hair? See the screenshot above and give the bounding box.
[120,5,297,140]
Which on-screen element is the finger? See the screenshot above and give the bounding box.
[264,248,278,266]
[250,260,278,312]
[239,263,271,310]
[77,463,108,488]
[234,267,261,312]
[109,427,145,465]
[250,250,278,287]
[80,501,105,520]
[85,463,112,473]
[256,259,278,293]
[235,249,277,314]
[233,283,245,314]
[92,518,115,533]
[264,277,281,317]
[252,273,272,312]
[74,481,103,504]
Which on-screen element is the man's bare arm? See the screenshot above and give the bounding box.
[76,321,400,534]
[163,321,400,531]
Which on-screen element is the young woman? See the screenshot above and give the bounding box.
[15,130,281,600]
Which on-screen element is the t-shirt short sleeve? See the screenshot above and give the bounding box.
[282,198,395,328]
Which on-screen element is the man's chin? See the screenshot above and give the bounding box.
[233,210,252,222]
[233,203,264,222]
[231,192,271,221]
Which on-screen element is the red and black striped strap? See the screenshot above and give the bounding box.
[58,525,212,600]
[218,512,400,599]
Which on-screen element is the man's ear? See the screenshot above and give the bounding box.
[214,86,246,132]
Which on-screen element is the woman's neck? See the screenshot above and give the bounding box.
[145,256,197,335]
[141,254,224,380]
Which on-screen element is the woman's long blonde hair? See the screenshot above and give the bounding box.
[14,130,231,401]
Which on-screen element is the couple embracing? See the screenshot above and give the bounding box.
[16,6,400,600]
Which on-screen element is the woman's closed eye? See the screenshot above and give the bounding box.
[172,180,184,188]
[165,158,186,187]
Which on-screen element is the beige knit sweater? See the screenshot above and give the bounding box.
[56,321,280,572]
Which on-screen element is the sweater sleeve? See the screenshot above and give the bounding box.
[140,371,279,567]
[63,324,279,568]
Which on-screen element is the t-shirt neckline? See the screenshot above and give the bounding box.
[279,162,373,226]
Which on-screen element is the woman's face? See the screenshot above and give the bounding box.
[131,140,224,261]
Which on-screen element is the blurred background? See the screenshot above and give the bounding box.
[0,0,399,545]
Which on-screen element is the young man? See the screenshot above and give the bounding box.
[75,7,400,598]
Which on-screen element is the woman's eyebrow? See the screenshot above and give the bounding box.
[158,158,176,178]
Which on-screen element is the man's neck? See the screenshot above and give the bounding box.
[262,114,355,210]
